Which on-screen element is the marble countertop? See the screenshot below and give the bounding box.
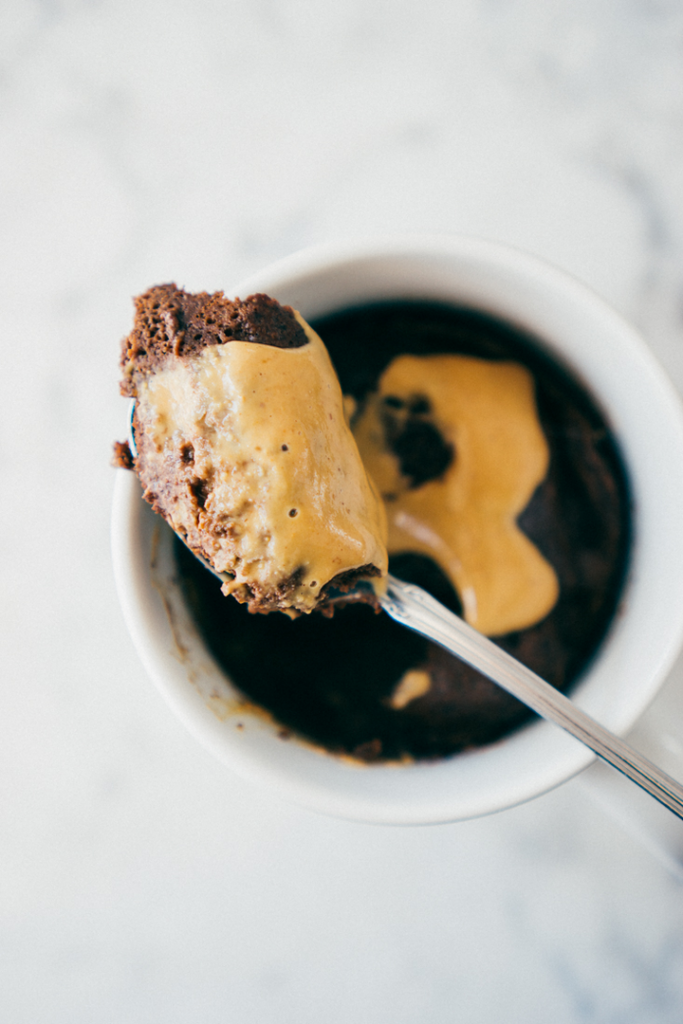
[2,1,683,1020]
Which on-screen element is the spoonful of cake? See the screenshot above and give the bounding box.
[118,285,388,617]
[116,285,683,820]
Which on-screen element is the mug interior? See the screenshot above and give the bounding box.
[112,237,683,823]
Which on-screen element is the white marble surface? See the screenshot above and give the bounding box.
[2,0,683,1020]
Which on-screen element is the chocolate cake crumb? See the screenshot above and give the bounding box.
[352,738,383,762]
[112,440,134,470]
[120,284,308,396]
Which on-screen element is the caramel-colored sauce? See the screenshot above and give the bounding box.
[353,354,559,636]
[388,668,432,709]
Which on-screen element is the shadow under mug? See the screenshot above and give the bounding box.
[111,236,683,824]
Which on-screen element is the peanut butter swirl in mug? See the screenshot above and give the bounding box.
[352,353,559,636]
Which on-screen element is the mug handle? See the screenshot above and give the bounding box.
[579,655,683,877]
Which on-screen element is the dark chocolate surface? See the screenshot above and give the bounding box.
[120,285,307,396]
[175,301,631,761]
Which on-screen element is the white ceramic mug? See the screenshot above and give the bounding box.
[111,236,683,824]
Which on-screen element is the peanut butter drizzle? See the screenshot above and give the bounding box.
[140,314,387,613]
[388,668,432,709]
[353,354,559,636]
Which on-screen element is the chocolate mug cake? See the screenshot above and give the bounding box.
[171,299,631,762]
[112,240,683,825]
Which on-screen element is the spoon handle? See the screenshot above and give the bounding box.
[381,575,683,820]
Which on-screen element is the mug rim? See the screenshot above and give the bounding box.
[111,235,683,823]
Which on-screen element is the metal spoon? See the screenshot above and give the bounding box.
[128,401,683,819]
[380,574,683,819]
